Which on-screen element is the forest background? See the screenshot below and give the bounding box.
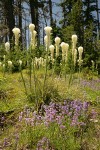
[0,0,100,70]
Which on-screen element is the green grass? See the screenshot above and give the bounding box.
[0,70,100,111]
[0,72,27,112]
[0,70,100,150]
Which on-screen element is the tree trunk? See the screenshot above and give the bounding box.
[29,0,39,45]
[18,0,23,49]
[29,0,45,45]
[4,0,15,43]
[48,0,53,26]
[96,0,100,40]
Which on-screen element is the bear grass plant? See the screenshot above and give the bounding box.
[0,24,99,150]
[0,24,85,111]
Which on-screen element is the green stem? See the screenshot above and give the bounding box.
[78,65,81,83]
[33,60,38,109]
[43,47,49,101]
[20,67,28,97]
[3,67,5,78]
[29,59,32,92]
[68,66,74,89]
[64,61,67,81]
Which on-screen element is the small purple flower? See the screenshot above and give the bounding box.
[83,102,88,110]
[60,125,66,129]
[3,138,9,147]
[91,109,97,119]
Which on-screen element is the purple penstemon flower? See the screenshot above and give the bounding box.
[18,100,89,131]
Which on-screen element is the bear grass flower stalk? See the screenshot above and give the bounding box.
[31,57,40,109]
[61,42,66,62]
[5,42,10,52]
[28,23,36,93]
[8,60,12,73]
[44,35,48,51]
[49,44,55,77]
[74,49,77,66]
[49,45,54,63]
[68,35,77,88]
[55,37,61,57]
[12,27,20,46]
[78,46,83,68]
[60,42,69,62]
[78,46,83,82]
[44,26,52,48]
[65,43,69,62]
[61,42,69,79]
[22,23,38,109]
[43,26,52,101]
[72,35,77,59]
[29,24,37,49]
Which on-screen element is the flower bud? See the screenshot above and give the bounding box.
[19,60,22,66]
[29,23,35,32]
[72,35,77,58]
[3,64,5,69]
[49,45,54,51]
[78,46,83,60]
[72,35,77,43]
[8,61,12,67]
[44,26,52,36]
[55,37,61,57]
[55,37,61,45]
[61,42,69,61]
[78,46,83,54]
[44,26,52,48]
[49,45,54,60]
[5,42,10,52]
[12,27,20,45]
[12,27,20,36]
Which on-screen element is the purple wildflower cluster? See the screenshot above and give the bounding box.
[17,100,90,149]
[1,100,98,149]
[1,134,19,149]
[19,100,89,128]
[80,79,100,91]
[36,137,54,150]
[43,100,88,127]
